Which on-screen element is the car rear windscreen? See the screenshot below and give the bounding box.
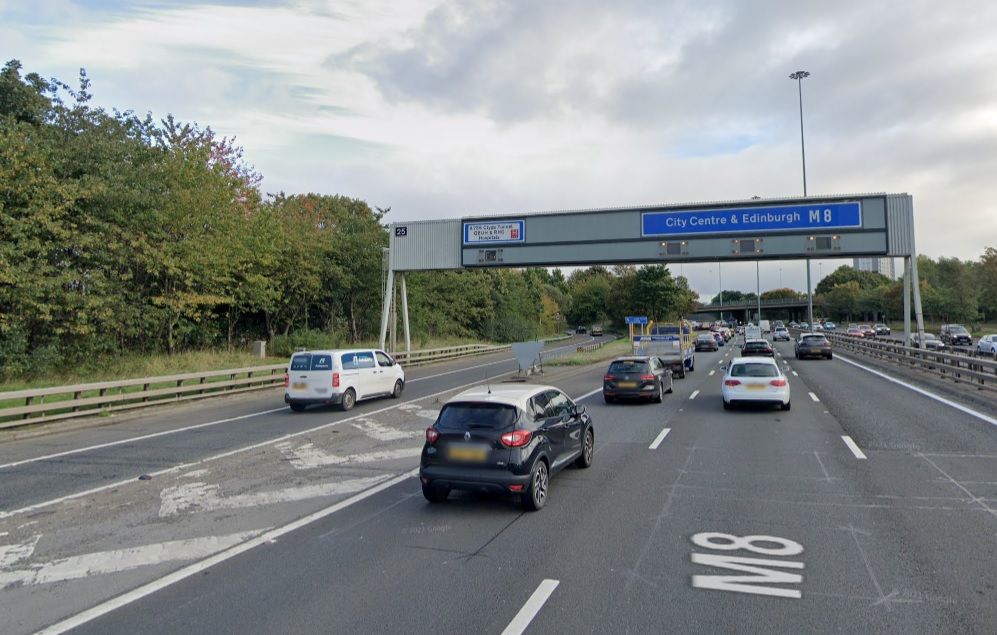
[744,342,769,349]
[290,355,311,371]
[802,336,827,344]
[608,360,650,374]
[436,403,518,431]
[731,363,779,378]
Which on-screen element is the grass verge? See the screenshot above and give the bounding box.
[545,338,632,367]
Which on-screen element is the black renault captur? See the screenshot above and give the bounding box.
[420,384,593,511]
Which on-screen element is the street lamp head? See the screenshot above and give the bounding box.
[789,71,810,80]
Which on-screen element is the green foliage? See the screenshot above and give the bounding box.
[3,59,992,379]
[709,290,758,304]
[814,265,891,295]
[760,287,804,301]
[271,329,342,358]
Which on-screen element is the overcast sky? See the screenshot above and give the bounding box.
[3,0,995,300]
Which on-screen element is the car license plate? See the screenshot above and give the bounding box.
[618,381,638,388]
[292,382,307,390]
[448,445,488,462]
[746,383,767,390]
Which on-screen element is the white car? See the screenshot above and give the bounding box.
[722,357,791,411]
[284,349,405,412]
[976,334,997,359]
[910,333,945,351]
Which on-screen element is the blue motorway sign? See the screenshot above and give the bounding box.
[625,316,648,325]
[641,202,862,237]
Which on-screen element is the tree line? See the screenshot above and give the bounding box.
[0,61,700,378]
[707,256,995,324]
[814,255,996,324]
[4,60,988,378]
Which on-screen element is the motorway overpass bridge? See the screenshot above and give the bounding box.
[695,297,827,322]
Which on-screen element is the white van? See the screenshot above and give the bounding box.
[284,349,405,412]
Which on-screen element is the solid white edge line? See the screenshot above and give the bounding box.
[689,390,700,400]
[501,579,560,635]
[0,407,290,471]
[35,469,418,635]
[649,427,671,450]
[836,353,997,427]
[841,435,867,460]
[808,392,820,402]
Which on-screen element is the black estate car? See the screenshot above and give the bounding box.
[603,356,674,403]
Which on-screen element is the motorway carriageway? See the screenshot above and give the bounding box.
[0,335,599,514]
[0,337,994,634]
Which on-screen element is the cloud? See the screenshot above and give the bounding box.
[0,0,995,283]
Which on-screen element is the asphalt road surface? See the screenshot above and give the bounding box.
[1,337,995,634]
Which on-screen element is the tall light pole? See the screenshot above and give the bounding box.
[790,69,814,328]
[718,263,723,324]
[756,261,762,325]
[789,70,810,196]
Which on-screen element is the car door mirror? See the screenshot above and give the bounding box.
[572,405,586,418]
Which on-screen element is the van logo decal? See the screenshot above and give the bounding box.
[464,432,471,441]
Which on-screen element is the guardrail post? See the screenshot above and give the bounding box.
[23,395,33,420]
[199,376,206,395]
[142,384,150,403]
[98,387,107,410]
[229,373,236,390]
[73,390,81,412]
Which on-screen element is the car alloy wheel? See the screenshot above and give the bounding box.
[575,429,594,469]
[392,379,404,398]
[523,461,548,511]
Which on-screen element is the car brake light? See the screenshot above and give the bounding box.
[500,429,533,447]
[283,373,289,388]
[332,372,340,388]
[640,374,656,380]
[508,484,525,492]
[604,374,616,381]
[724,379,741,386]
[425,427,439,443]
[770,379,788,387]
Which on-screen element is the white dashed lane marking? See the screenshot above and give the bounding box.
[689,390,700,400]
[502,579,560,635]
[649,428,671,450]
[841,435,868,460]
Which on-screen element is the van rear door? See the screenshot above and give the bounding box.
[305,353,336,400]
[287,354,313,399]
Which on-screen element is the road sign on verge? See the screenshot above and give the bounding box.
[625,316,648,325]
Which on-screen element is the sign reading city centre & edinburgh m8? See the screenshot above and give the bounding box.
[641,202,862,237]
[463,220,526,244]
